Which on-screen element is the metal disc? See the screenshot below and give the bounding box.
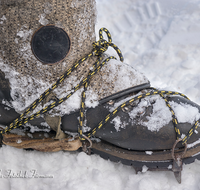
[31,25,70,65]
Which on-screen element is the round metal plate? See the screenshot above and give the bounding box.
[31,25,70,65]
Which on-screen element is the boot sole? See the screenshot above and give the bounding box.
[92,140,200,171]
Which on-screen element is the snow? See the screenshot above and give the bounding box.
[142,165,149,173]
[129,95,172,132]
[0,15,6,25]
[188,138,200,149]
[16,139,22,144]
[39,13,49,26]
[142,97,171,132]
[2,0,200,189]
[170,101,200,124]
[111,116,128,132]
[145,151,153,155]
[100,59,149,92]
[111,93,200,133]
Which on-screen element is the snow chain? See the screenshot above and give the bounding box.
[0,28,198,147]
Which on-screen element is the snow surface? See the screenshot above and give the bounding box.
[111,116,128,132]
[2,0,200,189]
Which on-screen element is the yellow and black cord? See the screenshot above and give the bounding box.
[0,28,198,147]
[0,51,93,133]
[79,27,123,140]
[0,28,123,138]
[85,88,195,145]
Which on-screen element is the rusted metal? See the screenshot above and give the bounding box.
[172,139,187,160]
[107,100,115,105]
[172,155,183,184]
[171,139,187,183]
[82,134,92,155]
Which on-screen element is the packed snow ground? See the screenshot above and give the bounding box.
[2,0,200,189]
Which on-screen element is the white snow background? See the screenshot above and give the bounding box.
[2,0,200,189]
